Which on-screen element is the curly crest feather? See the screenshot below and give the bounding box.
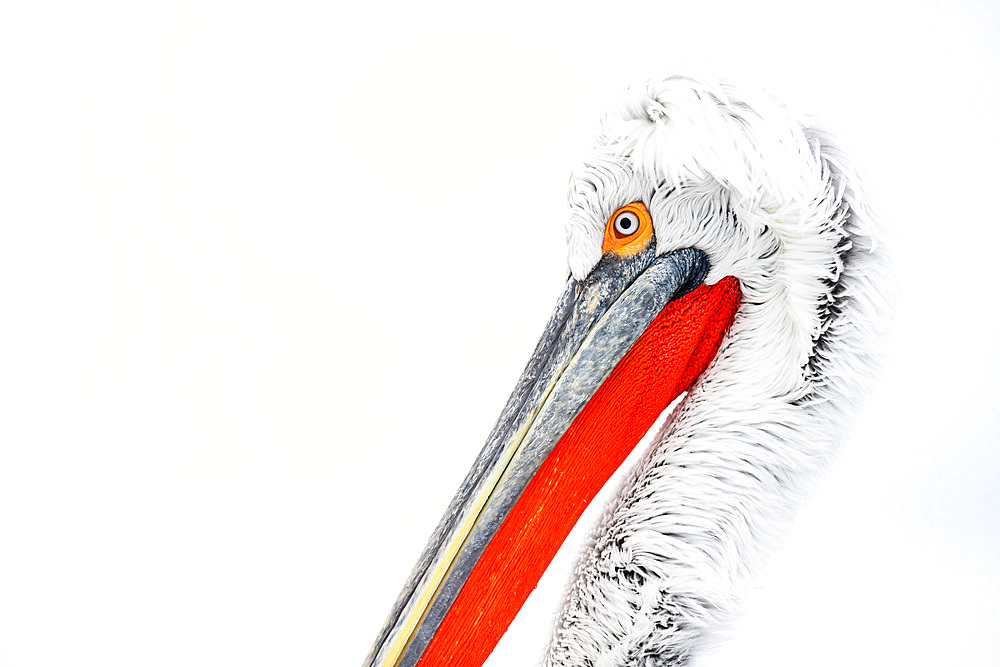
[547,73,889,667]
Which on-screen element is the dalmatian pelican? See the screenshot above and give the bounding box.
[363,74,887,667]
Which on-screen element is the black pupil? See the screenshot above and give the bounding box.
[619,215,635,232]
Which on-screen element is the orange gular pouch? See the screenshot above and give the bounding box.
[364,204,740,667]
[419,275,741,667]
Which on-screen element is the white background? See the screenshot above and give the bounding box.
[2,1,998,665]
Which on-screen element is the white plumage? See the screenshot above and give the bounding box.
[544,74,889,666]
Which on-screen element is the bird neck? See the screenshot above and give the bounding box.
[545,136,888,667]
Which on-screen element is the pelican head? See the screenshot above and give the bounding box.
[364,73,887,667]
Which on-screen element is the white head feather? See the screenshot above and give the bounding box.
[546,74,890,666]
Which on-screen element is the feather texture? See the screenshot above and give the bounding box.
[546,74,890,666]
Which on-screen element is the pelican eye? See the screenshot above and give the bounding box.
[602,201,653,257]
[614,211,640,236]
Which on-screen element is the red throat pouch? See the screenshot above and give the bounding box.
[418,276,741,667]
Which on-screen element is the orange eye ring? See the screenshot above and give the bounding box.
[602,201,653,257]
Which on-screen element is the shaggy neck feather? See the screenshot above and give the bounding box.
[546,113,885,666]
